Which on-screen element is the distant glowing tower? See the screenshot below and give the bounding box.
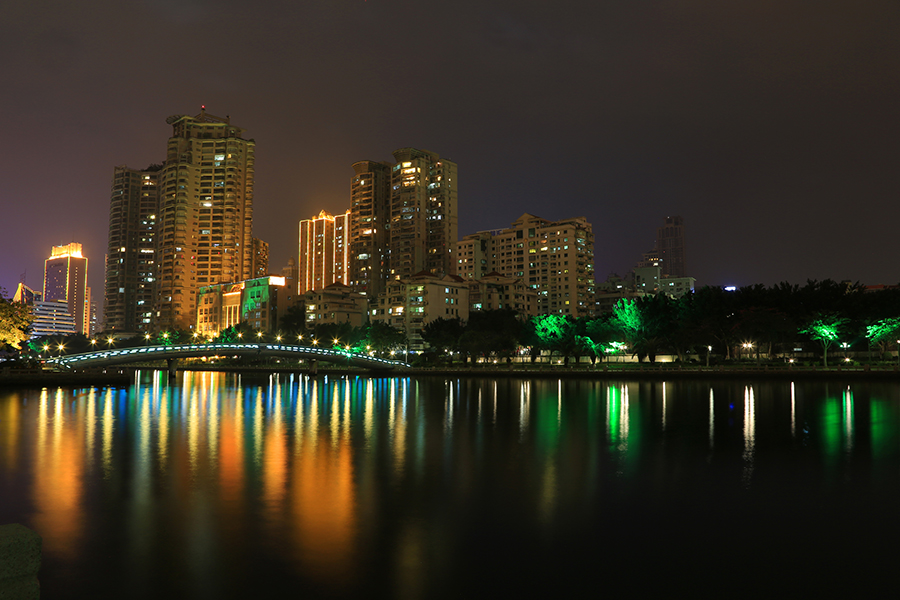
[656,216,686,278]
[44,243,89,335]
[298,210,351,294]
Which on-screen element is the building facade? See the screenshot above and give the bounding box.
[104,165,160,333]
[156,108,255,330]
[196,275,287,337]
[349,160,392,298]
[43,243,89,335]
[456,213,595,317]
[467,272,539,316]
[656,216,686,278]
[370,272,469,350]
[299,210,351,295]
[347,149,458,299]
[301,283,368,329]
[389,148,458,281]
[251,237,269,278]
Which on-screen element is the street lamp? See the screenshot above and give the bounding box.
[706,345,712,368]
[144,333,151,346]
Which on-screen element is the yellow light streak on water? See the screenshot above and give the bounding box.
[743,386,756,486]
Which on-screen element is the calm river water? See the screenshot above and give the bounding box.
[1,372,898,598]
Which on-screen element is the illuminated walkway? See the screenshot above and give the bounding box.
[44,343,406,371]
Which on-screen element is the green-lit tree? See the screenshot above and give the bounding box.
[800,315,847,367]
[866,317,900,361]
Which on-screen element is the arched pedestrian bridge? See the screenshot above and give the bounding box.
[44,343,407,371]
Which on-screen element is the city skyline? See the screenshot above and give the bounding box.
[2,2,898,298]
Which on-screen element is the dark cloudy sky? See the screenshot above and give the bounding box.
[2,0,898,300]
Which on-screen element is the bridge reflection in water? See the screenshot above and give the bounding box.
[44,342,407,370]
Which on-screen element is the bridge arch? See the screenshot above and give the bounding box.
[45,343,406,371]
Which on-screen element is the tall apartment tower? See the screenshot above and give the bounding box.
[156,108,255,330]
[389,148,458,280]
[104,165,160,332]
[656,216,685,278]
[44,243,89,334]
[456,213,596,317]
[349,161,392,297]
[298,210,351,294]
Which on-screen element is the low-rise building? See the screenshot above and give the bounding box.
[196,275,289,337]
[371,271,469,350]
[301,283,368,328]
[468,272,539,316]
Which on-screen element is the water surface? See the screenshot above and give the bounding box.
[0,373,898,598]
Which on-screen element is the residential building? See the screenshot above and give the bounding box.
[104,164,160,333]
[456,213,595,317]
[156,108,255,330]
[348,148,458,298]
[301,283,368,329]
[468,272,539,316]
[196,275,287,338]
[349,160,391,297]
[43,243,89,335]
[299,210,351,294]
[370,271,469,350]
[389,148,458,280]
[251,237,269,278]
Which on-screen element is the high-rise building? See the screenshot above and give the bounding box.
[155,108,255,330]
[347,148,458,298]
[389,148,458,280]
[456,213,596,317]
[251,237,269,278]
[43,243,89,334]
[656,216,686,278]
[104,165,160,333]
[298,210,350,294]
[349,160,391,297]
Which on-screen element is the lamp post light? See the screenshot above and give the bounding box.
[107,336,116,348]
[145,333,151,346]
[897,340,899,367]
[706,345,712,368]
[57,343,65,358]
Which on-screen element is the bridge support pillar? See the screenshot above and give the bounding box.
[167,359,177,378]
[309,359,318,376]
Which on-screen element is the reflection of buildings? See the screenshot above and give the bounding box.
[44,243,89,335]
[455,213,596,317]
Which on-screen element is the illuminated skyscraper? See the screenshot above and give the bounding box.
[298,210,350,294]
[347,148,458,298]
[43,243,89,334]
[104,165,160,333]
[156,108,255,330]
[389,148,458,280]
[349,160,391,297]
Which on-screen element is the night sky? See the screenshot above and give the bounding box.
[2,1,898,300]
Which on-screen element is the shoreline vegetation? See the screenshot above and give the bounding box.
[4,361,900,386]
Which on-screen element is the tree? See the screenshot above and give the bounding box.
[0,289,32,350]
[421,317,465,361]
[800,315,846,367]
[866,317,900,360]
[358,321,407,355]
